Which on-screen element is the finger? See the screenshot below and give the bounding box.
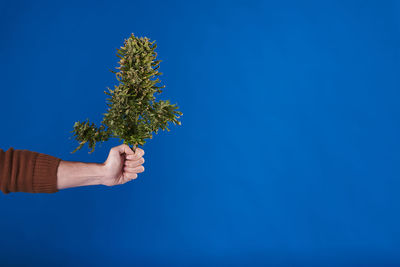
[124,157,145,167]
[123,172,138,180]
[135,147,145,157]
[126,148,145,160]
[124,165,145,173]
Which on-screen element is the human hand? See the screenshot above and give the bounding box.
[101,144,145,186]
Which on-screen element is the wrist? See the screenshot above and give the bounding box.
[85,162,105,186]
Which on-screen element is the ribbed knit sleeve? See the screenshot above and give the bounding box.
[0,147,61,194]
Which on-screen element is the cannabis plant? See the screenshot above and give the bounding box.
[70,33,182,153]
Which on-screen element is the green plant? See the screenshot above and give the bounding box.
[70,33,182,154]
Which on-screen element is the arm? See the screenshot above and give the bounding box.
[57,144,145,190]
[0,147,60,194]
[56,161,104,189]
[0,144,144,194]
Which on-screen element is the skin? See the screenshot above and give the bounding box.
[56,144,145,190]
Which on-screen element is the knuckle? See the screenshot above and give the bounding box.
[137,148,144,156]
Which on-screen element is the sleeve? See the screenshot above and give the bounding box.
[0,147,61,194]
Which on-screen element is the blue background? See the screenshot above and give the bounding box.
[1,0,400,266]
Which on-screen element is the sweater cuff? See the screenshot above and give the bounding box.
[32,153,61,193]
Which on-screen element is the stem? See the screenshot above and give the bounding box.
[132,144,137,153]
[125,142,137,153]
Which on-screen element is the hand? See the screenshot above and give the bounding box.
[101,144,145,186]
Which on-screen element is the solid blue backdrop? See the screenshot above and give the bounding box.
[1,0,400,266]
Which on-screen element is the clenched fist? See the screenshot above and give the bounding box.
[102,144,145,186]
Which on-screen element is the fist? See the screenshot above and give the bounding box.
[101,144,145,186]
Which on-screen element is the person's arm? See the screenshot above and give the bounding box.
[0,147,61,194]
[0,144,144,194]
[57,144,145,190]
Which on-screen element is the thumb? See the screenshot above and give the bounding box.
[114,143,135,156]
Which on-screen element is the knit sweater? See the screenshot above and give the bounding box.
[0,147,61,194]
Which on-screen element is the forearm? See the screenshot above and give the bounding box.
[57,160,105,190]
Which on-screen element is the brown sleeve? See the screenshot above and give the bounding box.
[0,147,61,194]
